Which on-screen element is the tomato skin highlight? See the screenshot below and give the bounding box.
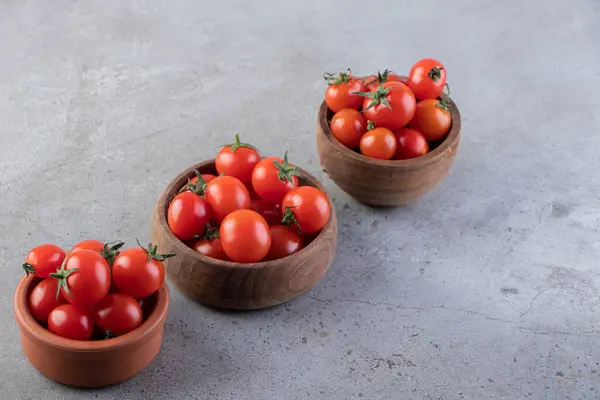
[360,127,397,160]
[361,81,416,131]
[93,293,143,336]
[192,237,229,261]
[325,77,365,112]
[330,109,367,149]
[252,157,299,206]
[394,128,429,160]
[167,191,211,241]
[250,198,282,225]
[281,186,331,234]
[48,304,94,340]
[220,210,271,263]
[29,278,68,322]
[263,225,304,261]
[23,244,65,278]
[205,176,251,224]
[407,58,446,100]
[408,99,452,142]
[112,248,166,298]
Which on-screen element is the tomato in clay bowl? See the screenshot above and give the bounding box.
[151,134,339,310]
[316,60,462,206]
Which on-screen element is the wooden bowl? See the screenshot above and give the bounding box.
[316,77,461,206]
[14,277,169,388]
[151,159,338,310]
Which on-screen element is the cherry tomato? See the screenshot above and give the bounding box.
[323,70,365,112]
[50,249,111,311]
[360,123,397,160]
[167,191,211,241]
[205,176,251,224]
[71,239,104,253]
[215,133,260,185]
[220,210,271,263]
[263,225,304,261]
[28,278,68,322]
[359,81,416,131]
[407,58,446,100]
[112,241,173,298]
[364,70,404,91]
[329,109,367,149]
[394,128,429,160]
[71,239,124,265]
[252,152,300,205]
[48,304,93,340]
[281,186,331,234]
[409,99,452,141]
[250,198,282,225]
[181,172,216,192]
[94,293,143,336]
[191,225,229,261]
[22,244,65,278]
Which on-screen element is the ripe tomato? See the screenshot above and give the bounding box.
[329,109,367,149]
[365,69,404,92]
[71,239,125,265]
[48,304,93,340]
[215,133,260,185]
[191,225,229,260]
[252,152,300,205]
[360,123,397,160]
[94,293,143,336]
[167,191,211,241]
[22,244,65,278]
[29,278,68,322]
[409,99,452,141]
[263,225,304,261]
[71,239,104,253]
[181,171,216,193]
[407,58,446,100]
[50,249,111,311]
[394,128,429,160]
[220,210,271,263]
[250,198,281,225]
[358,81,416,131]
[205,175,251,224]
[281,186,331,234]
[323,70,365,112]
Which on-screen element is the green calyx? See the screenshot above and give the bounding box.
[367,120,376,131]
[135,238,176,263]
[427,66,444,83]
[323,68,353,85]
[100,240,125,266]
[49,257,79,300]
[104,330,114,340]
[22,263,36,277]
[272,151,302,185]
[216,133,259,153]
[179,170,208,196]
[365,69,394,86]
[353,85,392,111]
[281,206,302,234]
[435,84,452,112]
[193,224,220,241]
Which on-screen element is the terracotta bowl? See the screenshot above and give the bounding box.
[151,159,338,310]
[14,277,169,388]
[316,76,461,206]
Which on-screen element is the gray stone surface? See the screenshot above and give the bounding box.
[1,0,599,399]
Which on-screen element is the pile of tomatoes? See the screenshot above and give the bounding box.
[23,239,173,340]
[167,134,331,263]
[324,58,453,160]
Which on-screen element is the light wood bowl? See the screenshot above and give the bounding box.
[316,77,461,206]
[151,159,338,310]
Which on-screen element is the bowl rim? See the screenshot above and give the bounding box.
[14,277,169,352]
[154,158,337,269]
[318,76,462,169]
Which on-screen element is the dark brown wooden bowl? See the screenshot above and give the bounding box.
[14,277,169,388]
[316,77,461,206]
[151,159,338,310]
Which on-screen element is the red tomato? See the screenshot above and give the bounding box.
[28,279,68,322]
[71,239,104,253]
[281,186,331,234]
[181,172,216,193]
[323,70,365,112]
[72,239,125,265]
[360,124,397,160]
[205,176,251,224]
[48,304,93,340]
[167,191,211,241]
[407,58,446,100]
[409,99,452,141]
[252,153,300,205]
[250,198,282,225]
[94,293,143,336]
[359,81,416,131]
[191,225,229,260]
[329,109,367,149]
[220,210,271,263]
[215,133,260,185]
[263,225,304,261]
[50,249,111,311]
[23,244,65,278]
[365,69,404,91]
[394,128,429,160]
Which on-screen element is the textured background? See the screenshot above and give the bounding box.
[1,1,600,399]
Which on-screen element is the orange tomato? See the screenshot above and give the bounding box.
[408,99,452,141]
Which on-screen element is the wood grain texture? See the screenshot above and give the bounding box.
[151,159,338,310]
[317,77,461,206]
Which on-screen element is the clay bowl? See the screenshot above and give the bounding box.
[316,76,461,206]
[151,159,338,310]
[14,277,169,388]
